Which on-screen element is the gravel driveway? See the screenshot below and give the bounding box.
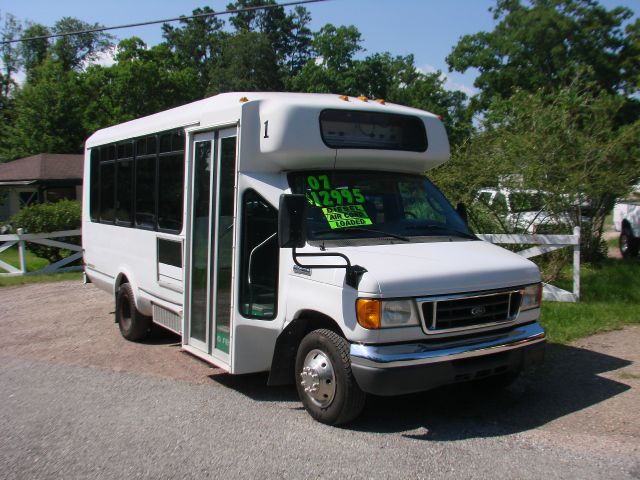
[0,281,638,479]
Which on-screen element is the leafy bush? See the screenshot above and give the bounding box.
[9,200,81,263]
[431,85,640,263]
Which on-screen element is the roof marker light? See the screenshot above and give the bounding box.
[357,96,368,102]
[339,95,349,101]
[239,96,249,103]
[374,98,386,105]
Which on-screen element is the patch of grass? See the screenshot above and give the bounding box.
[0,245,81,287]
[540,259,640,343]
[0,271,83,287]
[0,245,49,272]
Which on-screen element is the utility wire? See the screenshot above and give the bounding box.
[1,0,329,45]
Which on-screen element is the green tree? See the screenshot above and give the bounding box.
[0,12,21,98]
[208,31,283,93]
[311,23,362,71]
[291,24,363,93]
[81,38,201,132]
[432,84,640,260]
[162,7,226,92]
[447,0,640,110]
[19,23,50,76]
[285,6,313,78]
[5,59,88,159]
[50,17,113,71]
[0,12,22,162]
[226,0,313,86]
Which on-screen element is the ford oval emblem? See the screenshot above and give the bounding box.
[471,306,486,317]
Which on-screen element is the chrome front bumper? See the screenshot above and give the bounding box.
[349,322,546,395]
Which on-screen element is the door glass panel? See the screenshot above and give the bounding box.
[190,141,213,343]
[214,136,236,353]
[239,190,279,319]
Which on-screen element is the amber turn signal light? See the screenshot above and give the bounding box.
[356,298,381,329]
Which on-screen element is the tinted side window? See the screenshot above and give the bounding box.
[157,153,184,231]
[99,162,115,223]
[239,190,278,320]
[135,156,156,229]
[116,158,133,225]
[90,149,100,221]
[92,129,183,231]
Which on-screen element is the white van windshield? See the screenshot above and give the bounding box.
[288,171,473,242]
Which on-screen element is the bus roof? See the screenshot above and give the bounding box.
[86,92,450,173]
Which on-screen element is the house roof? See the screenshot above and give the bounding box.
[0,154,83,181]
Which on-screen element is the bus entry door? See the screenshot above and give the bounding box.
[185,128,237,366]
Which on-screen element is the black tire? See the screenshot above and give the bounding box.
[116,283,151,341]
[295,329,366,425]
[620,227,639,259]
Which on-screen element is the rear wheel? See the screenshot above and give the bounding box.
[116,283,151,341]
[295,329,366,425]
[620,227,639,259]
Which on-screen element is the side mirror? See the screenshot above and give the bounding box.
[278,194,307,248]
[456,202,468,224]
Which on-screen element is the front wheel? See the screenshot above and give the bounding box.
[620,227,639,259]
[295,329,366,425]
[116,283,151,341]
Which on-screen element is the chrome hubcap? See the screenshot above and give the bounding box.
[300,349,336,407]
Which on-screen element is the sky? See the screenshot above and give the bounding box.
[1,0,638,95]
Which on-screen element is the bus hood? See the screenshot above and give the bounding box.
[323,240,540,297]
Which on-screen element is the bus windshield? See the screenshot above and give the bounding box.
[288,170,472,242]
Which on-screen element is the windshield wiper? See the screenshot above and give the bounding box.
[312,227,410,242]
[404,223,477,240]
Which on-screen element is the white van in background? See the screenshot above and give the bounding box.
[476,188,571,234]
[613,200,640,258]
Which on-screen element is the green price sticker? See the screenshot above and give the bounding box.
[322,205,373,229]
[306,188,366,207]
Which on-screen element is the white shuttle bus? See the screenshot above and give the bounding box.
[83,92,545,424]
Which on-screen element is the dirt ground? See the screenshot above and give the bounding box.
[0,280,639,463]
[0,281,223,384]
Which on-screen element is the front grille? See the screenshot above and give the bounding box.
[420,290,522,333]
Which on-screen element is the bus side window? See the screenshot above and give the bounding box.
[89,149,100,221]
[135,136,157,229]
[239,190,279,320]
[99,145,116,223]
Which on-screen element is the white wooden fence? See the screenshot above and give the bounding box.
[0,229,82,276]
[0,227,581,302]
[477,226,580,302]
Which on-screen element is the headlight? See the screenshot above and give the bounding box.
[381,299,420,327]
[520,283,542,311]
[356,298,420,329]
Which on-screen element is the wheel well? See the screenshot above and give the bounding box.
[621,219,632,233]
[267,311,344,386]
